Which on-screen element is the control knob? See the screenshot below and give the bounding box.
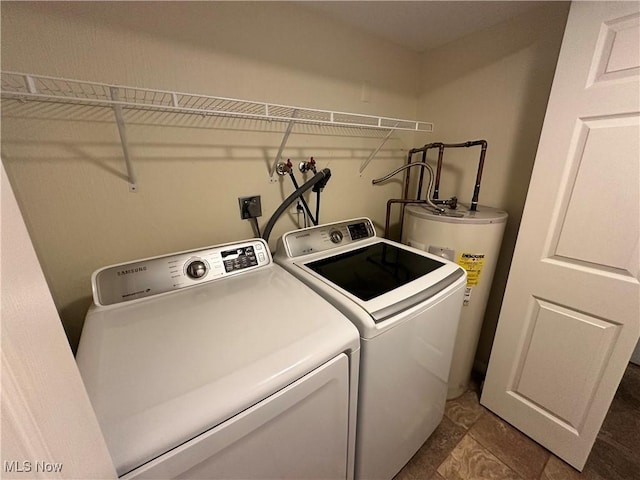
[329,229,343,244]
[186,260,207,279]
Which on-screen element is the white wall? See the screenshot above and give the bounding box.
[416,3,570,368]
[1,2,423,351]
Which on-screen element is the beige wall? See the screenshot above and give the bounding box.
[1,2,570,363]
[1,2,422,351]
[416,2,570,369]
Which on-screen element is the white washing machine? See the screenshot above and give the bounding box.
[274,218,466,480]
[76,238,360,479]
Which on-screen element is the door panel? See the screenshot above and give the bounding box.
[481,1,640,470]
[513,298,620,430]
[553,116,638,275]
[1,163,117,479]
[588,11,640,84]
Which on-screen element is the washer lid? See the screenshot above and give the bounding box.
[76,264,358,476]
[300,238,464,322]
[275,219,466,337]
[305,241,447,302]
[282,237,465,337]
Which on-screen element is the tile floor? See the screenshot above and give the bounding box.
[394,363,640,480]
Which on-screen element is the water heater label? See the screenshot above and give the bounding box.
[457,253,486,287]
[463,287,473,306]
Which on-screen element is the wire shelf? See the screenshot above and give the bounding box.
[1,71,434,187]
[1,71,433,132]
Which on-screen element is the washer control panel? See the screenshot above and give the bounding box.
[282,217,376,257]
[93,239,270,306]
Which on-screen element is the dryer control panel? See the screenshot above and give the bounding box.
[280,217,376,258]
[92,239,270,306]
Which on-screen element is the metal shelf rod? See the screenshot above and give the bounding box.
[359,127,397,174]
[1,72,436,184]
[110,87,137,192]
[270,110,298,177]
[2,72,433,132]
[2,89,430,131]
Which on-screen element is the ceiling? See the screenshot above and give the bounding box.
[302,1,548,52]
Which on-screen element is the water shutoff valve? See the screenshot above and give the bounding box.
[299,157,317,174]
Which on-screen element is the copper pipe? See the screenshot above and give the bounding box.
[373,161,442,239]
[433,139,488,211]
[383,199,428,239]
[416,149,427,200]
[401,150,413,201]
[404,142,442,202]
[376,140,488,238]
[433,143,445,200]
[471,140,487,211]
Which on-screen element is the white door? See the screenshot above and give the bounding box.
[1,162,116,479]
[481,1,640,471]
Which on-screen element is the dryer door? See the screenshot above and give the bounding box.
[123,354,352,480]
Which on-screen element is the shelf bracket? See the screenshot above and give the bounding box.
[359,126,397,174]
[24,74,38,94]
[269,109,298,177]
[110,87,138,192]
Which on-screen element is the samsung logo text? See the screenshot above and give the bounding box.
[117,266,147,276]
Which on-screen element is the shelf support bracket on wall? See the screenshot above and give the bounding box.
[359,125,397,174]
[24,74,38,94]
[269,109,298,178]
[110,87,138,192]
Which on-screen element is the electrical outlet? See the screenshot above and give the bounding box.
[238,196,262,219]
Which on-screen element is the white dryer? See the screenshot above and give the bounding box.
[76,238,360,479]
[274,218,466,480]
